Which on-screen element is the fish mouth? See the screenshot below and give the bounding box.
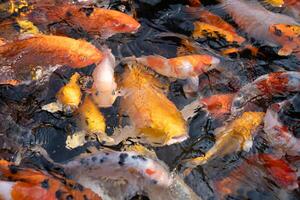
[166,135,188,145]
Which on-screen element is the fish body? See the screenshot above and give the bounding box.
[78,96,106,135]
[56,72,82,110]
[231,72,300,116]
[0,34,103,85]
[262,0,285,7]
[221,0,299,52]
[0,160,102,200]
[264,99,300,156]
[28,4,140,38]
[193,22,245,44]
[62,149,172,189]
[119,66,188,146]
[92,49,118,108]
[183,112,265,171]
[135,54,220,79]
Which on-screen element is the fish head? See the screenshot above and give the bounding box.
[104,9,141,34]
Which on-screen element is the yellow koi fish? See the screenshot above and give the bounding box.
[182,112,265,174]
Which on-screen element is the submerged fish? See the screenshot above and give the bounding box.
[0,160,102,200]
[221,0,299,56]
[0,34,103,85]
[118,66,188,146]
[261,0,285,7]
[231,71,300,116]
[181,93,235,120]
[91,49,119,108]
[28,4,140,38]
[214,153,298,199]
[182,112,265,173]
[264,98,300,156]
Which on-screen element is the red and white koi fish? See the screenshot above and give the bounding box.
[181,93,235,120]
[221,0,299,55]
[231,72,300,116]
[0,34,103,85]
[28,4,140,38]
[57,148,172,199]
[264,98,300,156]
[0,160,102,200]
[91,49,119,108]
[214,154,298,199]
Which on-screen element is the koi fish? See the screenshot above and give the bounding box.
[132,54,220,79]
[56,72,82,111]
[193,22,245,44]
[261,0,285,7]
[61,148,172,190]
[214,154,298,199]
[118,66,188,146]
[221,0,299,55]
[28,4,140,38]
[182,112,265,174]
[0,34,103,85]
[264,99,300,156]
[78,96,114,144]
[91,49,119,108]
[181,93,235,120]
[231,72,300,116]
[0,160,102,200]
[269,24,300,57]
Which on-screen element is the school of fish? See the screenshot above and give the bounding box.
[0,0,300,200]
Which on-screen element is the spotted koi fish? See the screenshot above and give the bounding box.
[231,72,300,116]
[182,112,265,174]
[221,0,299,56]
[264,97,300,156]
[0,160,102,200]
[0,34,103,85]
[27,3,140,38]
[118,66,188,146]
[61,148,172,189]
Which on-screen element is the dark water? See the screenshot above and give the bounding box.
[0,0,300,200]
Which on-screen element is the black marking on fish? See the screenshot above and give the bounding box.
[95,91,99,96]
[274,27,283,37]
[55,190,63,199]
[91,156,97,162]
[99,157,107,163]
[72,183,84,191]
[40,179,49,189]
[119,153,128,166]
[66,11,73,18]
[79,7,94,17]
[131,155,147,161]
[83,195,89,200]
[8,165,18,174]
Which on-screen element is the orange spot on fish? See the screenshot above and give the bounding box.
[256,72,289,95]
[145,168,156,176]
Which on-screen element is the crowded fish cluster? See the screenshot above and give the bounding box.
[0,0,299,199]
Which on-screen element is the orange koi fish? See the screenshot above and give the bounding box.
[181,93,235,120]
[133,54,220,79]
[221,0,299,55]
[195,10,245,44]
[118,66,188,146]
[269,24,300,58]
[182,112,265,174]
[264,97,300,156]
[0,34,103,85]
[0,160,102,200]
[28,4,140,38]
[231,72,300,116]
[261,0,285,7]
[214,154,298,199]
